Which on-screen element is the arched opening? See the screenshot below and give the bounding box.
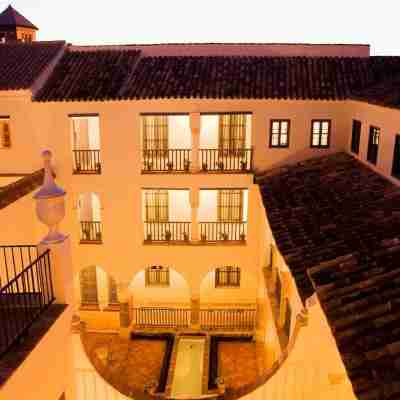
[129,266,191,329]
[74,265,119,330]
[199,265,258,331]
[77,193,102,243]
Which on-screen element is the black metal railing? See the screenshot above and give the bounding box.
[0,250,54,357]
[199,222,247,242]
[199,148,253,172]
[133,307,190,328]
[80,221,102,243]
[199,308,257,331]
[142,149,192,172]
[144,221,191,242]
[72,150,101,174]
[0,245,39,288]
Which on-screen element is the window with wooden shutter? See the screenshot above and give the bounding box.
[108,276,119,305]
[145,266,170,286]
[367,126,380,165]
[0,117,11,148]
[270,120,290,148]
[218,114,247,152]
[145,190,169,222]
[217,190,243,222]
[392,134,400,179]
[311,120,331,148]
[215,266,240,287]
[351,120,361,155]
[142,115,169,152]
[79,266,98,305]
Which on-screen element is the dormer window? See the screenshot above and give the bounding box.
[0,117,11,148]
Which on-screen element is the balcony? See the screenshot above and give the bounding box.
[142,149,191,173]
[144,221,191,242]
[80,221,102,243]
[72,149,101,174]
[199,221,247,242]
[0,247,54,358]
[199,148,253,172]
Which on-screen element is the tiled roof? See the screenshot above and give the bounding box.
[0,169,44,209]
[36,48,141,101]
[0,41,65,91]
[308,244,400,400]
[352,74,400,109]
[35,51,400,101]
[257,153,400,301]
[0,5,38,30]
[257,153,400,399]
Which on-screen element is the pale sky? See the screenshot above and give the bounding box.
[2,0,400,55]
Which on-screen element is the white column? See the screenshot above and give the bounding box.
[190,112,201,172]
[190,187,199,241]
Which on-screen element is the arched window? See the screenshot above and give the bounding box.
[79,266,98,306]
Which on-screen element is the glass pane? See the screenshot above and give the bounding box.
[280,134,288,145]
[312,134,320,146]
[322,121,329,133]
[272,121,280,131]
[272,134,279,146]
[281,122,288,133]
[321,134,328,146]
[313,121,320,133]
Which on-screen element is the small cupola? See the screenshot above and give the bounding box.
[0,5,38,43]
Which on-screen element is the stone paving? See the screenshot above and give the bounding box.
[218,341,269,391]
[82,332,166,399]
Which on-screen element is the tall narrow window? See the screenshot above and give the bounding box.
[79,266,98,306]
[217,190,243,222]
[351,120,361,154]
[215,266,241,287]
[392,134,400,179]
[218,114,247,152]
[311,120,331,148]
[142,115,169,152]
[145,266,170,286]
[270,120,290,148]
[367,126,380,165]
[145,190,169,222]
[0,117,11,148]
[108,276,119,305]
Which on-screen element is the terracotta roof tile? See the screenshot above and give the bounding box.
[0,41,65,91]
[35,52,400,101]
[257,153,400,399]
[36,48,141,101]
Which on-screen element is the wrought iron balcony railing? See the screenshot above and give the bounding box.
[199,221,247,242]
[73,149,101,174]
[142,149,191,172]
[144,221,191,242]
[199,148,253,172]
[0,249,54,358]
[199,308,257,331]
[133,307,191,328]
[80,221,102,243]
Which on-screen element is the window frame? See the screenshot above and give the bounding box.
[310,119,331,148]
[391,134,400,179]
[351,119,362,155]
[145,265,170,287]
[367,126,380,165]
[215,266,241,288]
[269,119,290,148]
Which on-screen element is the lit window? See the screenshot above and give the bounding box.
[270,120,290,148]
[215,266,240,287]
[145,266,170,287]
[311,120,331,148]
[0,117,11,148]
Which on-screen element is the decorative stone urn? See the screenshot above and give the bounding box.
[34,150,67,244]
